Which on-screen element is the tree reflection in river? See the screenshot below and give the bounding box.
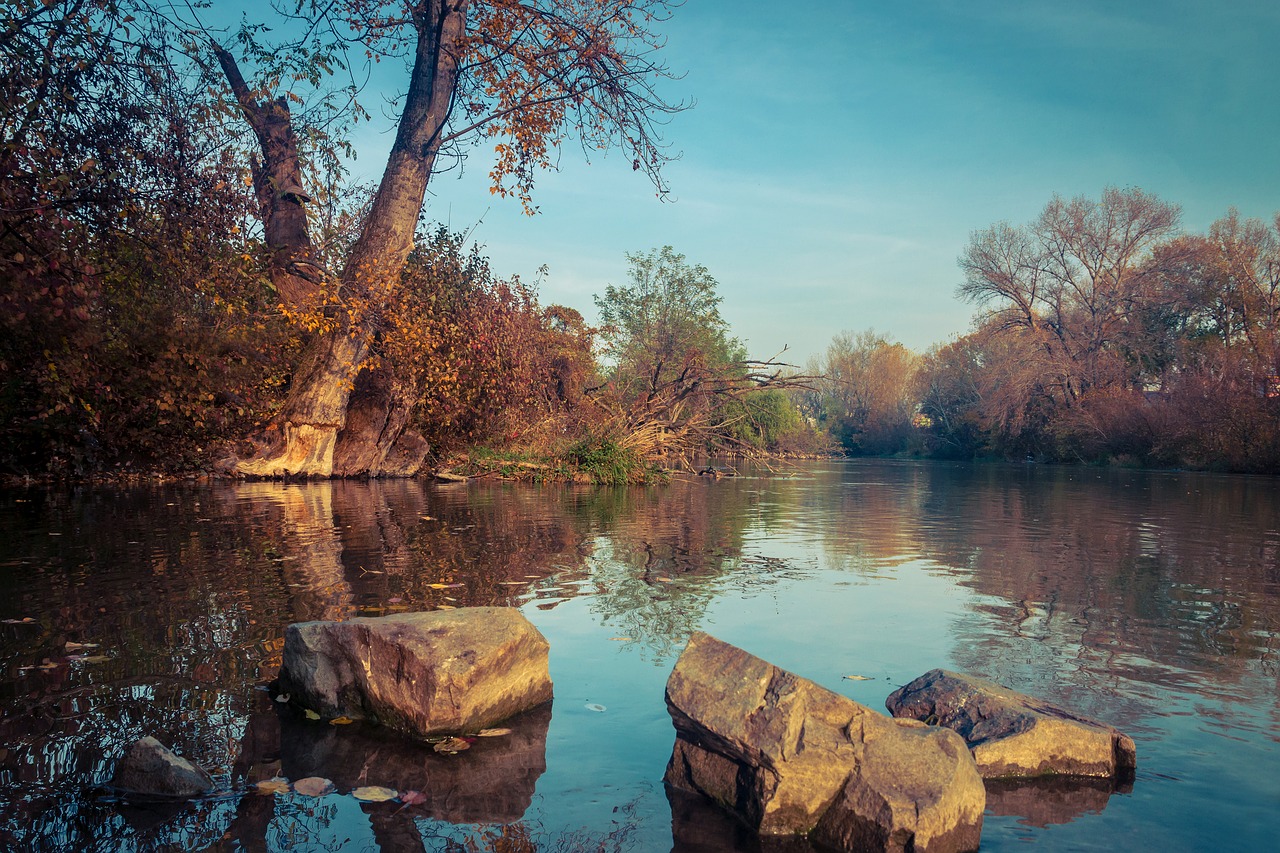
[0,461,1277,850]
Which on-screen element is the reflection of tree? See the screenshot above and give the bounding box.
[569,477,762,660]
[806,460,1280,729]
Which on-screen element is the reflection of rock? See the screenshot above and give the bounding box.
[111,736,214,798]
[983,775,1120,828]
[278,607,553,737]
[664,633,984,852]
[279,703,551,825]
[668,785,820,853]
[886,669,1137,780]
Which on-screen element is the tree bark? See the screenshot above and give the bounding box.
[229,1,470,477]
[214,46,326,308]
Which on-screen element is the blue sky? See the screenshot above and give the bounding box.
[337,0,1280,362]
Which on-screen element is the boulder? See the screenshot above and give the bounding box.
[111,736,214,798]
[664,633,984,853]
[277,607,552,738]
[885,669,1136,779]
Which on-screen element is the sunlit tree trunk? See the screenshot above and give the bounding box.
[232,1,469,477]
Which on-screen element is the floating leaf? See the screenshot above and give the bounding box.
[655,576,674,583]
[275,693,291,704]
[255,778,291,795]
[608,637,632,642]
[1,617,36,624]
[419,515,435,521]
[65,641,99,651]
[842,674,872,681]
[498,581,524,586]
[352,785,398,802]
[292,777,335,797]
[433,737,470,754]
[304,709,321,721]
[585,703,607,713]
[79,654,111,664]
[476,728,511,737]
[330,716,354,725]
[435,604,456,611]
[428,583,449,589]
[399,790,428,806]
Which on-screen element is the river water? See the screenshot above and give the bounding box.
[0,459,1277,851]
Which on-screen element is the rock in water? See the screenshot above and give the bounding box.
[664,632,984,853]
[885,669,1136,779]
[278,607,552,737]
[111,736,214,798]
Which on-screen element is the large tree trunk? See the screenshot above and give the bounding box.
[227,1,469,478]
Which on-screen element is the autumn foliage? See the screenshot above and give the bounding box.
[385,228,596,451]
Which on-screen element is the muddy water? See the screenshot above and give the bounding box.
[1,460,1277,850]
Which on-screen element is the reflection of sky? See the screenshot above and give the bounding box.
[3,461,1279,849]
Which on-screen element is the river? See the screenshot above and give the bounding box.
[1,459,1277,851]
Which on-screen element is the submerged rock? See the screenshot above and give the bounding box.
[885,669,1136,779]
[664,632,984,853]
[278,607,552,738]
[111,736,214,798]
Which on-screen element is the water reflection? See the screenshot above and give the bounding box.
[0,461,1276,850]
[983,776,1128,828]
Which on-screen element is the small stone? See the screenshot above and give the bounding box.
[111,736,214,798]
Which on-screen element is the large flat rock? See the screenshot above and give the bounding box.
[278,607,552,738]
[664,633,984,853]
[885,669,1136,779]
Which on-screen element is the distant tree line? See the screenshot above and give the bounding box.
[803,188,1280,473]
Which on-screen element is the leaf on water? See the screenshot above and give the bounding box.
[419,515,435,520]
[37,661,61,670]
[435,604,456,610]
[275,693,291,704]
[2,617,36,624]
[609,637,632,642]
[329,716,354,725]
[842,674,872,681]
[292,776,335,797]
[428,583,449,589]
[304,709,321,721]
[65,641,99,651]
[387,597,403,604]
[445,583,466,588]
[498,581,525,586]
[79,654,111,664]
[585,703,607,712]
[433,737,470,754]
[476,728,511,737]
[352,785,398,802]
[399,790,428,806]
[255,778,291,795]
[655,576,674,583]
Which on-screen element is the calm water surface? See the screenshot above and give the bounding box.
[1,459,1277,851]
